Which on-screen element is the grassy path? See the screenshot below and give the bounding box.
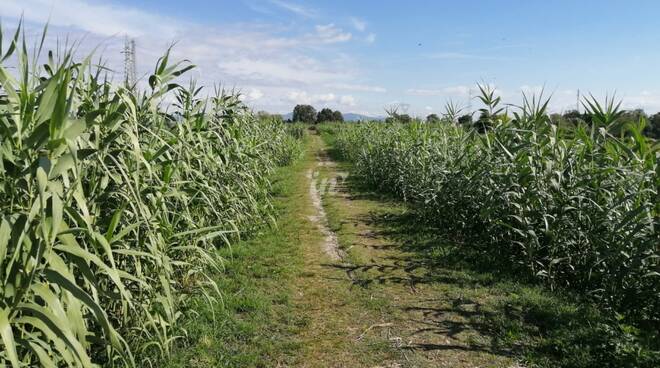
[165,135,319,367]
[297,134,518,368]
[170,131,601,367]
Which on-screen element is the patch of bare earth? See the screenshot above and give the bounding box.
[306,159,346,262]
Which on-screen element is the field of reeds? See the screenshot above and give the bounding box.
[331,87,659,364]
[0,25,302,366]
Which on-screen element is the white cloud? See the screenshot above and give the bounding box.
[216,56,351,85]
[425,106,433,111]
[244,1,275,16]
[202,32,299,52]
[317,93,336,102]
[519,85,548,96]
[314,24,352,43]
[443,86,473,97]
[242,88,264,101]
[328,83,386,93]
[283,91,354,107]
[286,91,311,104]
[365,33,376,44]
[620,91,660,112]
[286,91,346,105]
[406,86,472,97]
[339,95,356,106]
[2,0,180,38]
[0,0,370,114]
[405,89,440,96]
[2,1,359,87]
[350,17,367,32]
[268,0,316,18]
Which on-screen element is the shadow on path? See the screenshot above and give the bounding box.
[319,162,631,368]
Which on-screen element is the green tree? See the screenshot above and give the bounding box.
[563,109,592,125]
[458,114,473,126]
[645,113,660,139]
[474,111,492,133]
[316,107,335,123]
[621,108,647,122]
[614,108,648,136]
[398,114,412,124]
[292,104,317,123]
[256,111,283,123]
[332,110,344,122]
[426,113,440,123]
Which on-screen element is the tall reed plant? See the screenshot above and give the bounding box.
[0,24,302,367]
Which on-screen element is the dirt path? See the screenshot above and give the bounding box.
[291,134,519,368]
[306,159,346,262]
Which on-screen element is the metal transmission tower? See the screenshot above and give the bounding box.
[467,87,473,113]
[122,36,137,89]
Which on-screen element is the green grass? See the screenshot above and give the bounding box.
[320,126,659,367]
[165,141,311,367]
[374,208,655,368]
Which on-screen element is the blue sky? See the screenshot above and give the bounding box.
[3,0,660,116]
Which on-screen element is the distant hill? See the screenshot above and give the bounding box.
[343,113,384,122]
[281,112,383,122]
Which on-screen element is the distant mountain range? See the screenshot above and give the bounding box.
[281,112,384,122]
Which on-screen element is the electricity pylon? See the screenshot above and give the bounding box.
[122,36,137,89]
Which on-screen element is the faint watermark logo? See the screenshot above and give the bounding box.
[308,170,349,195]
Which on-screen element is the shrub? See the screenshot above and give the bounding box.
[292,104,317,123]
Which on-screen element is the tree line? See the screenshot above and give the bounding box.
[292,104,344,123]
[274,102,659,139]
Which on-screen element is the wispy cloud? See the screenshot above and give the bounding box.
[285,90,356,107]
[328,83,386,93]
[340,95,356,106]
[268,0,316,18]
[241,88,265,102]
[347,17,374,43]
[244,1,275,15]
[406,86,473,97]
[216,57,350,85]
[428,51,509,61]
[350,17,367,31]
[621,93,660,111]
[519,85,549,96]
[313,24,352,43]
[0,0,365,114]
[2,0,181,38]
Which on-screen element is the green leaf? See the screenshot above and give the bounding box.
[0,307,20,368]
